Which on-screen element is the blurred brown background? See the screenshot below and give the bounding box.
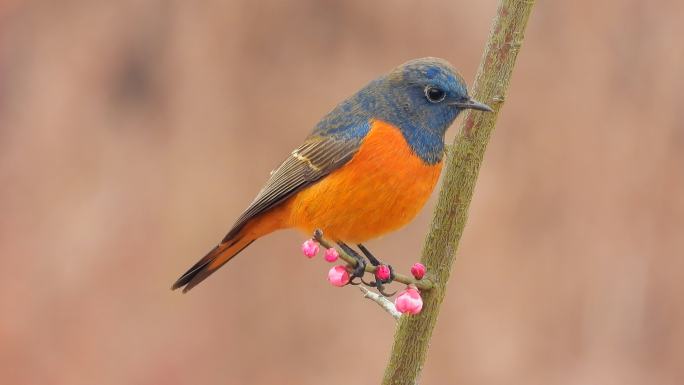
[1,1,683,384]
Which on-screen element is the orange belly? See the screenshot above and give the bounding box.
[283,120,443,242]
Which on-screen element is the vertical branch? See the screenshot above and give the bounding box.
[381,1,535,384]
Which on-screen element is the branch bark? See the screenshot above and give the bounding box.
[381,1,536,384]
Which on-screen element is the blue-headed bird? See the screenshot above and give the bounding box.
[172,57,491,292]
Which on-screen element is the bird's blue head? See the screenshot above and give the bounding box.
[316,57,492,164]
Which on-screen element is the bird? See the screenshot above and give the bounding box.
[172,57,492,293]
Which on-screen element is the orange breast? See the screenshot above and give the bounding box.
[284,120,443,243]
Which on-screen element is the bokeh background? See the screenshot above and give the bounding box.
[1,1,683,384]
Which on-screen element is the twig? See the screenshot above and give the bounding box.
[313,229,434,291]
[359,287,401,321]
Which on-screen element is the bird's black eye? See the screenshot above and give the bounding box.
[424,86,446,103]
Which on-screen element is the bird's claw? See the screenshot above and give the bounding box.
[382,264,396,284]
[366,279,397,297]
[377,285,397,297]
[337,241,397,296]
[371,265,397,297]
[349,256,367,281]
[337,241,367,286]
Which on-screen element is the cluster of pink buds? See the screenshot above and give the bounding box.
[301,238,427,314]
[301,239,340,262]
[395,263,426,315]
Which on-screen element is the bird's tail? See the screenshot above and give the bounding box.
[171,236,254,293]
[172,209,288,292]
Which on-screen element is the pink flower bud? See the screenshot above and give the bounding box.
[301,239,320,258]
[324,248,339,262]
[327,265,350,287]
[375,265,391,281]
[410,263,426,280]
[394,286,423,315]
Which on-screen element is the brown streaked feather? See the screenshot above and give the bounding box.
[171,134,363,292]
[221,134,363,242]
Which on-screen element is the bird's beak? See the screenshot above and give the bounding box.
[449,97,493,112]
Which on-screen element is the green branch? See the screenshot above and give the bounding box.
[381,1,536,384]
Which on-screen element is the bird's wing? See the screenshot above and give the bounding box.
[222,134,363,242]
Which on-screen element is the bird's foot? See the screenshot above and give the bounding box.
[370,264,396,297]
[375,283,397,297]
[337,242,367,285]
[334,242,397,295]
[358,244,397,296]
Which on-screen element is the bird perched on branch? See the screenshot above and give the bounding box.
[172,57,491,293]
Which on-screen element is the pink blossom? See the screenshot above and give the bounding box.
[375,265,391,281]
[327,265,350,287]
[301,239,320,258]
[394,286,423,315]
[410,263,426,280]
[324,248,339,262]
